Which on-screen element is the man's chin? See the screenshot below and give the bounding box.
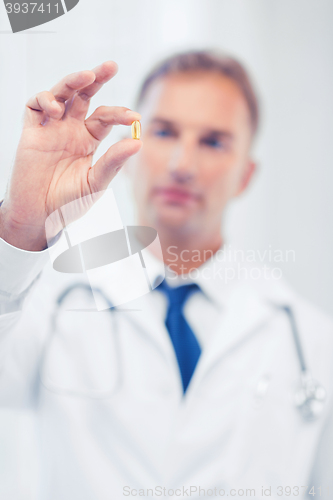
[153,209,194,232]
[141,201,198,232]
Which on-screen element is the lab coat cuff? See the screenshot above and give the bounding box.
[0,236,50,296]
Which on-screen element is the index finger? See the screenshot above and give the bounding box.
[66,61,119,120]
[49,70,96,103]
[77,61,118,100]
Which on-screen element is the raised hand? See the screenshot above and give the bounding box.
[0,61,142,251]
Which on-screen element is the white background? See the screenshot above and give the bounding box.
[0,0,332,498]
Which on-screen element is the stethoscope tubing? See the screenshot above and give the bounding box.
[40,284,326,420]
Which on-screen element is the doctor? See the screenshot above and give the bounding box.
[0,51,332,499]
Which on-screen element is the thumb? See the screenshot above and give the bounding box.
[88,138,142,192]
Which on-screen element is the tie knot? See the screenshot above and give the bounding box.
[156,280,200,308]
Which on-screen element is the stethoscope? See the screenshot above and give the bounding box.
[278,305,326,422]
[39,283,122,399]
[40,283,326,421]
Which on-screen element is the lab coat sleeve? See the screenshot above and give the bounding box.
[0,236,50,408]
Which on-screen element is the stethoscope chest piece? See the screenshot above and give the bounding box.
[294,372,326,422]
[277,305,326,422]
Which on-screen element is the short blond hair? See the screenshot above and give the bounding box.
[136,50,260,137]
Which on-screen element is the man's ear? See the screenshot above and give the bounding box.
[235,160,257,196]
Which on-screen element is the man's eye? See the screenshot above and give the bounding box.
[153,128,175,138]
[201,137,224,149]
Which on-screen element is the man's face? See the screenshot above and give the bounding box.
[127,71,255,236]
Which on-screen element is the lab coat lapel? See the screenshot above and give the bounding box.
[192,282,276,384]
[120,290,177,363]
[81,238,176,362]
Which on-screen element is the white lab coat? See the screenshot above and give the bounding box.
[0,237,333,500]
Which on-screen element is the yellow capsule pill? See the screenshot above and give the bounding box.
[131,120,141,140]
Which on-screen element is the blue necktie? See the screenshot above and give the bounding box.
[156,280,201,393]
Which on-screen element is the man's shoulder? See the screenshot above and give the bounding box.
[251,271,333,339]
[206,254,333,328]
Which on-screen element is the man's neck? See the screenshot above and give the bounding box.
[145,225,223,275]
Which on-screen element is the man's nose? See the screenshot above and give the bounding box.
[167,140,198,183]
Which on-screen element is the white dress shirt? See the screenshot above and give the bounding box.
[144,249,224,348]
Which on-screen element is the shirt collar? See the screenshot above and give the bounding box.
[144,242,297,310]
[146,243,233,309]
